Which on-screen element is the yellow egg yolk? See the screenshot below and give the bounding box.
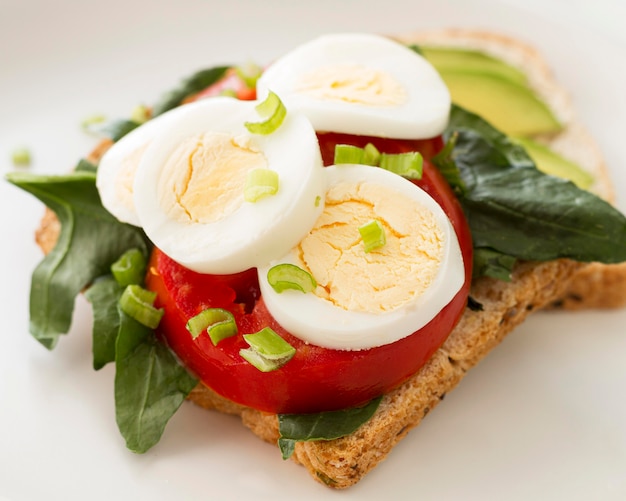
[296,64,407,107]
[157,132,268,224]
[297,180,444,313]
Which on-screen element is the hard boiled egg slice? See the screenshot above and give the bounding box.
[96,105,190,226]
[132,97,326,275]
[257,164,464,351]
[256,33,450,139]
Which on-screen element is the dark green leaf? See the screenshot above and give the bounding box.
[444,105,626,265]
[431,131,465,195]
[88,119,141,142]
[407,43,423,56]
[114,310,198,454]
[5,171,150,349]
[84,276,123,370]
[473,247,517,281]
[74,158,98,172]
[278,438,296,460]
[152,66,231,117]
[277,397,382,459]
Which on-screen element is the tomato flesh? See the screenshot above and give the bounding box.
[145,133,472,414]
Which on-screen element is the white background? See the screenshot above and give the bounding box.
[1,0,626,499]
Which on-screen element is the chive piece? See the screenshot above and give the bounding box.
[244,168,279,202]
[244,91,287,134]
[239,327,296,372]
[11,147,31,167]
[362,143,381,166]
[111,248,147,287]
[334,144,365,165]
[235,61,263,89]
[267,264,317,293]
[186,308,238,345]
[379,151,423,179]
[359,219,386,253]
[130,104,151,124]
[81,114,107,131]
[119,285,164,329]
[314,195,321,207]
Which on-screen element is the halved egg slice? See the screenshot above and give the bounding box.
[256,33,450,139]
[257,164,465,350]
[132,97,326,275]
[96,105,190,226]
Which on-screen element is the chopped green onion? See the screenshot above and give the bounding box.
[314,195,321,207]
[267,264,317,293]
[130,104,151,124]
[119,285,164,329]
[244,91,287,135]
[218,88,238,98]
[334,144,366,165]
[11,147,31,167]
[359,219,386,253]
[333,143,421,177]
[239,327,296,372]
[186,308,238,345]
[81,114,107,131]
[235,61,263,89]
[362,143,381,166]
[244,168,279,202]
[111,248,146,286]
[379,151,423,179]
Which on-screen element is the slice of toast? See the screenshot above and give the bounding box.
[31,30,621,489]
[33,210,582,487]
[395,28,626,310]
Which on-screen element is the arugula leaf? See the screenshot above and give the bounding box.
[6,171,150,349]
[114,309,198,454]
[277,397,382,459]
[152,66,231,117]
[84,276,123,370]
[439,105,626,265]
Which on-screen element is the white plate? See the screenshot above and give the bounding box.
[1,1,625,499]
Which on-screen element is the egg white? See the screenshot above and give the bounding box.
[257,164,465,351]
[256,33,451,139]
[96,105,191,226]
[132,97,326,275]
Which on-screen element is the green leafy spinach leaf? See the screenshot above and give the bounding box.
[6,171,150,349]
[435,105,626,270]
[114,309,198,454]
[84,276,123,370]
[152,65,231,117]
[277,397,382,459]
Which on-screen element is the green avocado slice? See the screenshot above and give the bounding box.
[420,46,528,84]
[438,69,562,136]
[513,136,594,190]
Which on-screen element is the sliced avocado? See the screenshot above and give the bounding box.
[438,69,562,136]
[421,46,528,85]
[514,136,594,189]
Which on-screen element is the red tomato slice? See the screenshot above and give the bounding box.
[145,134,472,414]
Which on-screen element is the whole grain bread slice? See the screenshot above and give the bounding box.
[34,201,583,488]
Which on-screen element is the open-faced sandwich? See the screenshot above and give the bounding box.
[7,30,626,489]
